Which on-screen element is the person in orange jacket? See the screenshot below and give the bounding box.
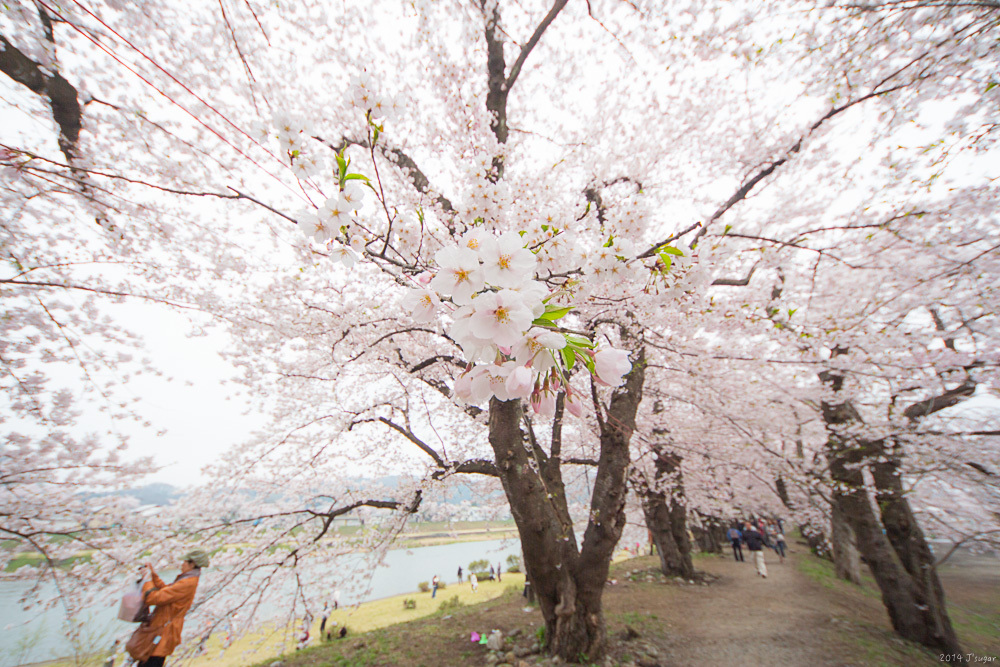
[129,548,208,666]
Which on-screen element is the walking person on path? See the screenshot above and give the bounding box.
[320,602,329,635]
[431,574,439,598]
[470,572,478,593]
[775,531,788,563]
[497,562,502,582]
[766,522,779,550]
[727,524,744,562]
[127,548,208,666]
[743,522,768,578]
[457,565,463,583]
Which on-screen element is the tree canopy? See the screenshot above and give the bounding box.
[2,0,998,661]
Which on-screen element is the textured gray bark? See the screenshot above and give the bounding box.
[0,34,81,162]
[820,359,962,654]
[637,451,694,578]
[831,498,862,585]
[488,349,644,662]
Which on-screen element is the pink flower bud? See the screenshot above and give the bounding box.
[565,390,584,418]
[594,348,631,387]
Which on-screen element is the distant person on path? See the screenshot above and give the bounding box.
[743,523,768,578]
[320,602,329,634]
[766,522,779,548]
[775,531,787,562]
[470,572,478,593]
[489,564,495,580]
[727,524,744,562]
[431,574,440,598]
[127,548,208,667]
[457,565,463,583]
[497,562,502,582]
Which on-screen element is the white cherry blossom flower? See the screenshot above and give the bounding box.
[349,235,367,253]
[402,288,440,324]
[454,367,485,404]
[513,329,566,372]
[330,245,359,269]
[459,228,491,255]
[480,232,536,288]
[349,72,376,110]
[291,153,323,180]
[371,93,399,123]
[504,363,534,400]
[321,195,353,227]
[429,246,485,305]
[508,280,548,318]
[450,305,495,362]
[341,181,366,209]
[471,363,511,402]
[470,290,534,347]
[612,238,637,259]
[298,211,332,243]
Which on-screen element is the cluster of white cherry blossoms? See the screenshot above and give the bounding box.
[268,72,406,268]
[275,75,657,413]
[403,229,633,415]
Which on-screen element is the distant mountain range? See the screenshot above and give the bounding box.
[94,482,182,506]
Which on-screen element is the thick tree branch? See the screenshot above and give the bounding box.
[902,380,977,420]
[505,0,570,92]
[711,263,760,286]
[311,493,422,543]
[0,35,81,162]
[409,354,466,373]
[564,457,598,466]
[435,458,499,478]
[482,0,567,179]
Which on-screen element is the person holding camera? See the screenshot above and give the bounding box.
[126,548,209,666]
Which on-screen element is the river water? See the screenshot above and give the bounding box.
[1,537,520,667]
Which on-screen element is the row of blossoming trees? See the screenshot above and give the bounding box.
[2,0,998,662]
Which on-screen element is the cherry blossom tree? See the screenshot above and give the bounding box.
[3,0,999,663]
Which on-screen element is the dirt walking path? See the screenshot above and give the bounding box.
[653,550,851,666]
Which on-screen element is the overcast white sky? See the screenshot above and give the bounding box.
[94,304,266,488]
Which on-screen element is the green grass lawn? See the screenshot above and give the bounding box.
[796,551,1000,663]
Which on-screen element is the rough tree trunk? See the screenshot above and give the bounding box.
[775,475,791,508]
[488,349,645,663]
[871,439,959,651]
[831,499,862,584]
[821,360,962,654]
[691,513,726,555]
[638,450,694,579]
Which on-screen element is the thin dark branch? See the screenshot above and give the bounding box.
[505,0,570,92]
[711,263,760,287]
